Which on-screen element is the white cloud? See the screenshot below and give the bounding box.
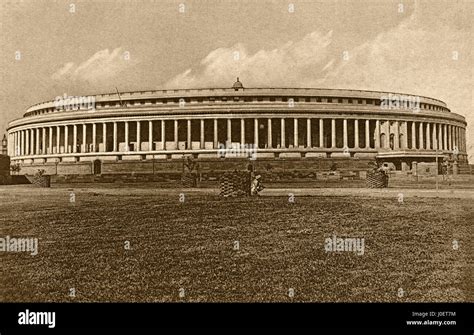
[165,31,334,89]
[165,7,473,160]
[51,47,133,83]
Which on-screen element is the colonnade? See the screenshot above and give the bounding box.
[8,117,467,157]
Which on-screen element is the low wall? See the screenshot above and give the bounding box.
[45,157,375,184]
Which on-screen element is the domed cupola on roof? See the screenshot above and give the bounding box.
[232,77,243,91]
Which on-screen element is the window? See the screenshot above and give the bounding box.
[338,98,343,103]
[348,99,352,103]
[305,97,310,102]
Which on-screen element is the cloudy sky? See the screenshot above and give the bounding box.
[0,0,472,159]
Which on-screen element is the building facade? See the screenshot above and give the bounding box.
[7,80,469,177]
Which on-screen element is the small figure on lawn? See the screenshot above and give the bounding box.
[251,175,264,196]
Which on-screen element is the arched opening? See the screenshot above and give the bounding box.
[380,133,386,148]
[93,159,102,175]
[389,134,394,150]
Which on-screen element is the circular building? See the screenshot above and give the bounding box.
[7,79,469,180]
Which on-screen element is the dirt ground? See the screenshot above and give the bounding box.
[0,185,472,302]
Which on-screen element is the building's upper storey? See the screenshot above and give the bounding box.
[23,87,451,117]
[8,80,466,130]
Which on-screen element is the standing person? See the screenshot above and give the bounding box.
[441,158,448,181]
[247,161,254,196]
[251,175,264,196]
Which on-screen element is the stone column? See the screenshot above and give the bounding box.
[124,121,129,152]
[102,123,107,152]
[419,122,424,150]
[28,129,33,155]
[402,121,408,149]
[73,125,77,153]
[55,126,60,154]
[268,118,272,148]
[21,130,25,156]
[451,125,454,151]
[174,120,178,149]
[31,129,35,155]
[331,119,336,148]
[92,123,97,152]
[148,121,153,151]
[254,118,259,147]
[136,121,141,151]
[453,126,456,151]
[213,119,218,149]
[240,119,245,146]
[447,125,451,150]
[374,120,380,149]
[65,125,69,153]
[227,119,232,145]
[281,118,286,148]
[16,131,20,156]
[411,122,416,149]
[113,122,117,152]
[365,120,370,149]
[42,128,46,154]
[451,126,455,151]
[48,127,53,154]
[462,128,466,152]
[20,131,24,156]
[16,131,19,156]
[343,119,348,148]
[200,119,205,149]
[432,123,437,150]
[15,132,19,156]
[161,120,166,150]
[306,118,311,148]
[443,124,447,151]
[426,122,431,150]
[320,119,324,148]
[294,118,298,147]
[36,128,40,155]
[393,121,399,150]
[455,126,459,151]
[187,119,192,149]
[354,119,359,149]
[25,130,28,155]
[25,129,29,155]
[439,124,443,151]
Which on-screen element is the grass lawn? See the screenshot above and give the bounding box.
[0,186,472,302]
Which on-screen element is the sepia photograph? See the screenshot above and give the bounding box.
[0,0,472,331]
